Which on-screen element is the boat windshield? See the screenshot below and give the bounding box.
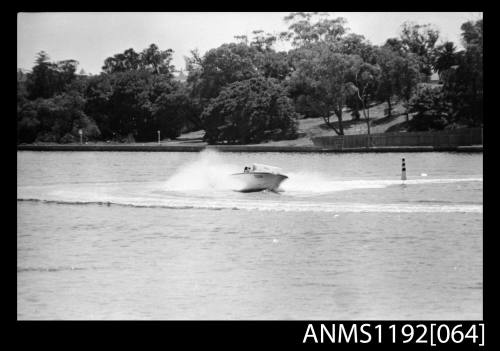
[251,163,282,174]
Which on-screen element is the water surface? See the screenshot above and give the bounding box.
[17,151,483,319]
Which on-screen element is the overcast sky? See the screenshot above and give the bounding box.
[17,12,483,75]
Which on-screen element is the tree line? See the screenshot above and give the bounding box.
[17,13,482,144]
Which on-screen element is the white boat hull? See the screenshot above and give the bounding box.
[231,172,288,192]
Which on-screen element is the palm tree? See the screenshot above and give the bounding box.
[433,41,457,81]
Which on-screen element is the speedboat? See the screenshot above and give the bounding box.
[231,163,288,192]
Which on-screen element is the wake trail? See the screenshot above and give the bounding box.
[17,197,482,213]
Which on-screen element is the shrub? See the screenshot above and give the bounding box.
[60,133,76,144]
[35,131,57,143]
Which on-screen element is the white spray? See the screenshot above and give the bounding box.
[163,150,243,192]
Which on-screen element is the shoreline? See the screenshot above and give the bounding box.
[17,144,483,153]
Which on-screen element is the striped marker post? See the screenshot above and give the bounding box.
[401,158,407,181]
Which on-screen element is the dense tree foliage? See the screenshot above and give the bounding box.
[17,14,482,144]
[102,44,175,76]
[375,45,421,118]
[442,19,483,126]
[289,43,361,135]
[17,51,100,143]
[280,12,348,47]
[201,77,299,144]
[408,84,449,131]
[26,52,79,100]
[398,22,440,78]
[403,19,481,129]
[187,43,260,102]
[432,41,458,77]
[18,91,100,143]
[18,45,192,143]
[394,54,421,121]
[283,15,367,132]
[408,19,483,130]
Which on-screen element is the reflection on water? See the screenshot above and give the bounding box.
[17,150,482,319]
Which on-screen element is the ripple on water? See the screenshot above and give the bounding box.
[18,266,87,273]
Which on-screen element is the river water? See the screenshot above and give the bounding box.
[17,150,483,320]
